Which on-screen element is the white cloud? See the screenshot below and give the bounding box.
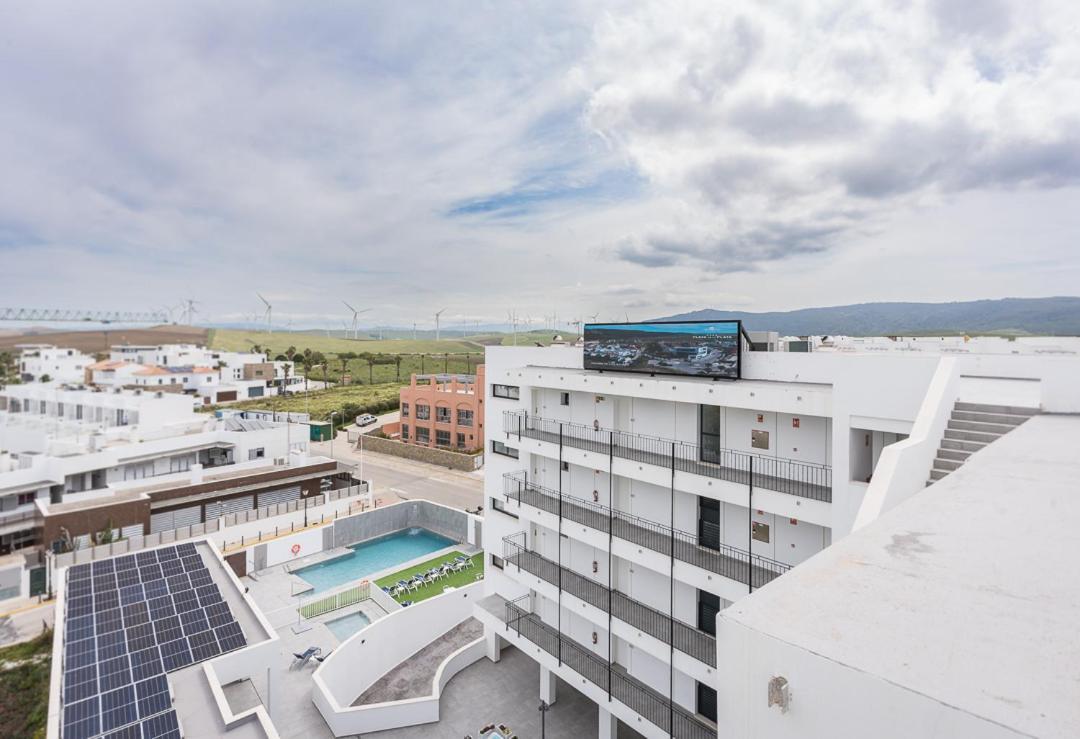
[578,0,1080,272]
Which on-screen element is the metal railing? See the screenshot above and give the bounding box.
[503,595,713,739]
[503,534,716,667]
[503,410,832,502]
[504,473,790,589]
[298,580,371,619]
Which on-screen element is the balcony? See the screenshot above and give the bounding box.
[501,595,715,739]
[504,472,789,589]
[503,411,832,502]
[503,533,716,667]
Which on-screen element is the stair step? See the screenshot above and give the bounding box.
[954,402,1038,417]
[951,410,1029,426]
[941,438,988,453]
[944,428,999,444]
[933,457,962,472]
[929,468,949,480]
[937,448,972,462]
[947,419,1016,435]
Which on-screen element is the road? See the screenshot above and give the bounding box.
[311,430,484,512]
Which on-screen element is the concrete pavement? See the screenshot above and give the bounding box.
[311,431,484,512]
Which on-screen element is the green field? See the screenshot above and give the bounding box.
[375,551,484,604]
[208,328,483,356]
[0,628,51,739]
[201,383,403,424]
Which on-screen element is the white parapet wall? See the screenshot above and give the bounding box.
[311,581,485,737]
[853,357,959,529]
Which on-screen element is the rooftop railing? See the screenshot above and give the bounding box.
[503,533,716,667]
[503,594,714,739]
[503,472,789,589]
[503,410,832,502]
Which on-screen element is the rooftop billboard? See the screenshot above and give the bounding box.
[583,320,742,379]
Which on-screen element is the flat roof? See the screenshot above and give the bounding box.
[722,414,1080,738]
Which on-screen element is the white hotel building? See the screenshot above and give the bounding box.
[475,335,1079,738]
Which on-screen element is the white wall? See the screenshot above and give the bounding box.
[716,619,1021,739]
[312,583,484,736]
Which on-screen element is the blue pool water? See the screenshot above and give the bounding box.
[296,527,455,594]
[325,610,371,642]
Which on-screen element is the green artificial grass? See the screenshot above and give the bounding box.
[374,551,484,604]
[0,628,52,739]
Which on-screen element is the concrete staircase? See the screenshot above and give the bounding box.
[927,402,1038,486]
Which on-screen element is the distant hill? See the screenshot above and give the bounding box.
[655,297,1080,336]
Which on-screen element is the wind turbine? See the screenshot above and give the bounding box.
[257,293,272,334]
[434,308,447,341]
[343,301,371,340]
[507,310,519,346]
[182,299,200,326]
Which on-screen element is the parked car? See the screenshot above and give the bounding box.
[355,413,378,427]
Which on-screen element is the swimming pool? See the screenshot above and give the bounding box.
[325,610,371,642]
[296,527,456,594]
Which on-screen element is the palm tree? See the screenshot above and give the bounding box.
[338,352,355,384]
[393,353,403,381]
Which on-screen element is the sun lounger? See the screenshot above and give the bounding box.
[292,646,322,667]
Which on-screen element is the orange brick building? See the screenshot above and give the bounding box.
[398,366,485,452]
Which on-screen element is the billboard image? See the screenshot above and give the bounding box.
[583,321,742,379]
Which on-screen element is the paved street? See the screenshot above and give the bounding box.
[311,429,484,513]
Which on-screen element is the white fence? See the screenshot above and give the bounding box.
[49,483,368,575]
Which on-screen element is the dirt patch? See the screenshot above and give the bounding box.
[0,325,208,354]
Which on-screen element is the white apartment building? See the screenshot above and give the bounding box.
[475,336,1079,739]
[16,345,94,383]
[0,384,306,556]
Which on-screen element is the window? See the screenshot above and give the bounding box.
[401,424,409,441]
[698,590,721,636]
[17,492,36,506]
[436,430,451,447]
[456,432,466,449]
[491,440,519,459]
[559,392,570,406]
[436,406,451,424]
[169,456,191,474]
[699,405,722,464]
[416,404,430,420]
[490,554,506,570]
[697,682,718,722]
[75,405,83,420]
[248,448,266,460]
[492,384,520,400]
[561,460,569,472]
[401,402,409,418]
[457,408,474,427]
[415,427,430,444]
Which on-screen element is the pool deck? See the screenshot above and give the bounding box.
[283,546,354,575]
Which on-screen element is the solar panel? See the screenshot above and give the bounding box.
[180,610,209,637]
[160,559,184,577]
[143,579,169,599]
[126,623,157,652]
[93,573,118,593]
[67,597,94,618]
[66,615,95,642]
[62,695,100,739]
[97,638,127,662]
[195,583,223,607]
[180,555,204,572]
[69,563,92,581]
[98,655,132,692]
[119,583,145,606]
[114,554,138,572]
[92,559,116,575]
[95,591,121,613]
[101,724,141,739]
[68,579,94,598]
[188,629,221,662]
[141,708,181,739]
[188,570,213,588]
[214,621,247,653]
[136,551,158,567]
[159,638,193,672]
[139,564,164,583]
[131,647,165,682]
[65,645,97,669]
[173,592,200,614]
[175,542,196,556]
[157,546,179,561]
[122,602,150,628]
[116,569,141,588]
[135,674,169,701]
[165,574,190,593]
[63,664,98,703]
[100,684,137,733]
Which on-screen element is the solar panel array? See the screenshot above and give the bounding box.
[60,542,248,739]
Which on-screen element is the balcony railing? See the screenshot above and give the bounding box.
[503,595,714,739]
[503,534,716,667]
[504,472,789,589]
[503,410,832,502]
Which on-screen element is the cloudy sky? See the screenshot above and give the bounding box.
[2,0,1079,331]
